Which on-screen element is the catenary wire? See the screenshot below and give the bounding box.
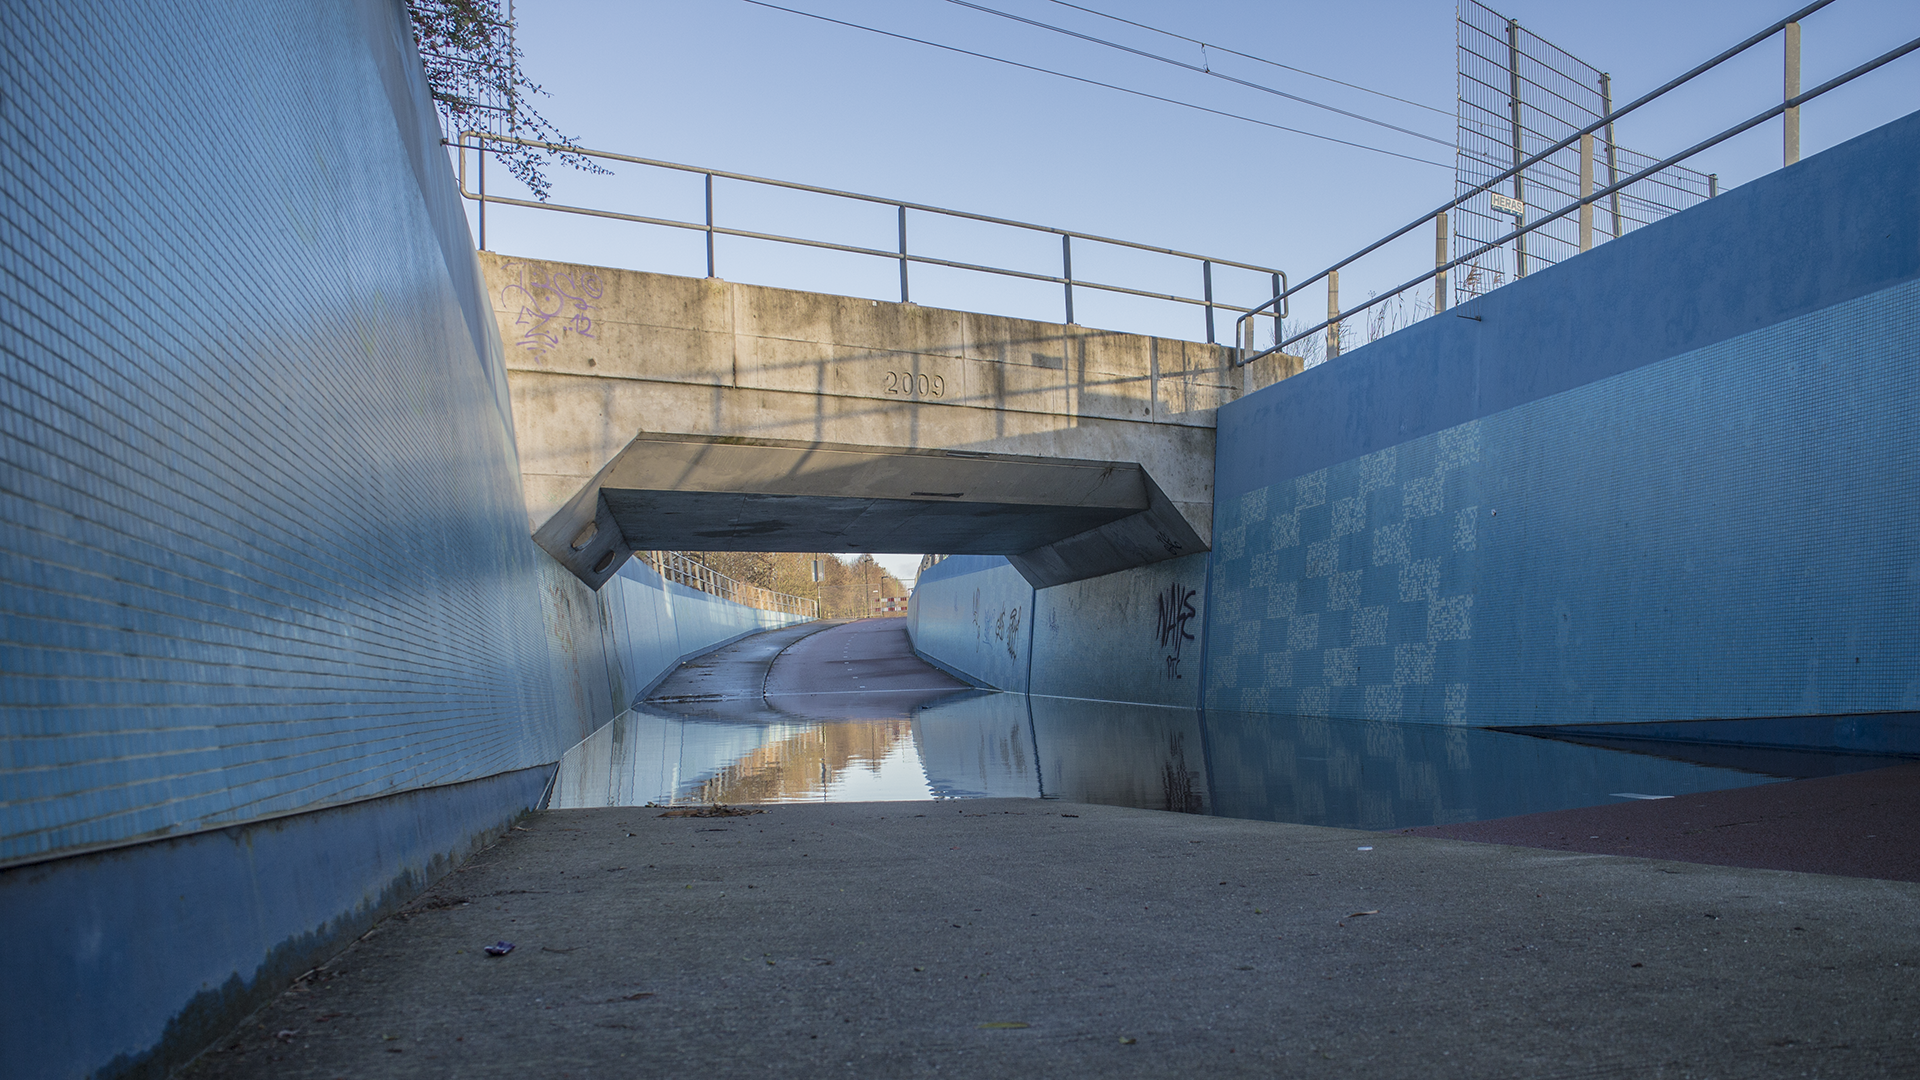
[733,0,1451,168]
[941,0,1452,147]
[1041,0,1456,118]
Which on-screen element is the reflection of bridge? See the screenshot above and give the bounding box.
[487,254,1298,589]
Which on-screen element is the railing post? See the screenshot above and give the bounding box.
[1271,272,1282,343]
[1578,133,1594,252]
[1203,260,1216,344]
[897,205,909,304]
[704,173,716,278]
[1709,173,1719,197]
[1784,21,1802,165]
[1326,269,1341,360]
[1061,235,1074,324]
[477,134,487,252]
[1434,212,1449,313]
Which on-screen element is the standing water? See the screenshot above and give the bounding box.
[552,619,1907,830]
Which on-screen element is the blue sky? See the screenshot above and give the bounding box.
[468,0,1920,586]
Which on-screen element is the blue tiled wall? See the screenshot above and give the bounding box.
[1207,110,1920,726]
[0,2,806,1075]
[0,0,571,865]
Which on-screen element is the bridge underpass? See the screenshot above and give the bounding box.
[483,254,1299,589]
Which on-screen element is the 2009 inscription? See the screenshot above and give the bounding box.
[883,371,945,397]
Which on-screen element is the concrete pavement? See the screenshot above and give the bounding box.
[182,797,1918,1079]
[181,621,1920,1078]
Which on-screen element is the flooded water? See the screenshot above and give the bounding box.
[550,687,1911,830]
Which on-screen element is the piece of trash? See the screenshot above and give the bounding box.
[978,1021,1030,1029]
[617,992,655,1000]
[1610,793,1674,800]
[382,1034,400,1041]
[1356,846,1374,851]
[913,966,925,972]
[274,1030,296,1042]
[1119,1036,1137,1045]
[483,941,514,956]
[1348,910,1380,918]
[658,804,766,818]
[1060,813,1079,818]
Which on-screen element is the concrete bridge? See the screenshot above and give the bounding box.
[483,253,1299,589]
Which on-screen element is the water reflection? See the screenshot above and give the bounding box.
[552,693,1911,829]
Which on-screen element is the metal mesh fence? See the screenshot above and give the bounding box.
[1455,0,1715,302]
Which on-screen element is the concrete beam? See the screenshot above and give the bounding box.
[532,434,1205,590]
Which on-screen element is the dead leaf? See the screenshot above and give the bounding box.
[978,1021,1030,1029]
[1348,910,1380,918]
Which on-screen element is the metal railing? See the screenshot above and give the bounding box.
[637,551,819,619]
[1235,0,1920,369]
[455,133,1285,345]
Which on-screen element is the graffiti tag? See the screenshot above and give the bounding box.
[1156,583,1197,679]
[500,261,602,354]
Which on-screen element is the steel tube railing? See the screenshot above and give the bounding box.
[1232,0,1856,367]
[1241,27,1920,365]
[456,133,1285,337]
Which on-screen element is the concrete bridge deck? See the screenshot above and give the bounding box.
[484,254,1299,588]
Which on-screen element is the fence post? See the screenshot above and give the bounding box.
[1600,73,1623,238]
[1578,133,1595,252]
[1203,260,1215,345]
[1061,235,1074,324]
[1434,212,1449,313]
[897,206,909,304]
[704,173,716,278]
[1784,22,1801,166]
[1507,18,1528,278]
[1326,269,1341,360]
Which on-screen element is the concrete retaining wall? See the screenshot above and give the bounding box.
[906,556,1036,692]
[1206,109,1920,727]
[1030,554,1210,708]
[909,553,1212,709]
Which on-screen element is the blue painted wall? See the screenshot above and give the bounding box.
[0,2,805,1076]
[1207,110,1920,727]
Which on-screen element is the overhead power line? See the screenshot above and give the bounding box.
[941,0,1453,147]
[1041,0,1456,119]
[732,0,1451,169]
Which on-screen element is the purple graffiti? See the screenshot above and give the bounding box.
[500,261,603,353]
